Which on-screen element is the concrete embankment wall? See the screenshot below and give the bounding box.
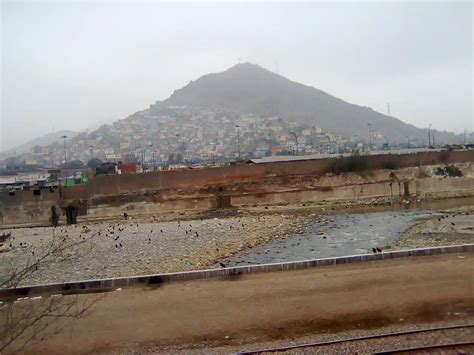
[0,188,61,226]
[231,176,474,207]
[1,244,472,300]
[86,149,474,195]
[1,150,473,226]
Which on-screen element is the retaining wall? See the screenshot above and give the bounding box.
[1,244,472,300]
[79,149,474,194]
[0,188,62,225]
[1,150,473,226]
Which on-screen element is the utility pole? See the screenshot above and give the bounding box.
[387,102,390,116]
[290,131,298,156]
[142,144,152,171]
[235,125,241,159]
[367,123,372,152]
[432,129,435,147]
[61,135,68,186]
[89,145,94,160]
[428,124,432,147]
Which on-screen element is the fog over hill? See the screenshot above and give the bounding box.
[1,63,466,165]
[165,63,456,145]
[0,130,78,157]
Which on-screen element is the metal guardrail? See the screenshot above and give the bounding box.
[1,244,472,300]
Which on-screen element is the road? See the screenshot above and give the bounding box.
[3,252,473,354]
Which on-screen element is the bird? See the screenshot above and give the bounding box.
[216,248,219,252]
[451,222,456,226]
[160,229,163,233]
[372,248,377,253]
[376,247,382,253]
[119,243,122,247]
[195,232,199,237]
[219,262,226,268]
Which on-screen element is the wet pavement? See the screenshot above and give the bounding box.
[222,209,441,266]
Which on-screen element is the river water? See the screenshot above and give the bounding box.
[222,209,441,267]
[219,197,474,267]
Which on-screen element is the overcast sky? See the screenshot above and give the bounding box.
[1,1,472,151]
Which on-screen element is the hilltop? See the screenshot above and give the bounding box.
[165,63,454,144]
[1,64,463,167]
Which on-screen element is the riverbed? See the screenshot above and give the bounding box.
[221,209,442,267]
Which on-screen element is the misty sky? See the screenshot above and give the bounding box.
[1,1,472,151]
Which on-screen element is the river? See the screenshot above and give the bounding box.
[221,197,474,267]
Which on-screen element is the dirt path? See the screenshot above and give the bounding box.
[4,252,473,354]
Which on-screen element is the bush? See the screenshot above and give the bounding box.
[434,167,445,176]
[434,165,463,177]
[445,165,462,177]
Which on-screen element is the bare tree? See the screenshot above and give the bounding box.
[0,229,104,352]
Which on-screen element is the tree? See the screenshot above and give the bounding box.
[167,153,176,165]
[86,158,102,169]
[0,232,103,352]
[4,157,24,171]
[61,160,84,170]
[123,153,139,164]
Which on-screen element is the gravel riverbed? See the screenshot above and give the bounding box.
[0,213,307,287]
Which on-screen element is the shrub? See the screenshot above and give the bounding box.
[434,165,463,177]
[445,165,463,177]
[434,167,445,176]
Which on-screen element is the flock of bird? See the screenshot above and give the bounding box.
[1,211,469,272]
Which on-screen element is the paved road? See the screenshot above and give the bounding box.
[3,252,473,354]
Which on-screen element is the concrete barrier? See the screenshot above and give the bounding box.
[1,244,472,300]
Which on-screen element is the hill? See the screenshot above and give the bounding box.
[0,130,78,158]
[164,63,454,144]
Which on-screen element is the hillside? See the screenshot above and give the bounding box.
[0,130,78,158]
[164,63,454,144]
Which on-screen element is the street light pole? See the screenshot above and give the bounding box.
[61,135,68,186]
[428,124,432,147]
[235,125,241,159]
[367,123,372,152]
[289,131,298,156]
[142,144,152,172]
